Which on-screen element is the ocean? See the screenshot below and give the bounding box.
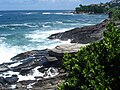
[0,10,108,63]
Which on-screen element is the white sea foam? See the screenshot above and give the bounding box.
[27,82,35,89]
[42,12,72,15]
[10,85,16,89]
[42,25,51,28]
[1,66,59,82]
[8,62,22,68]
[42,12,51,15]
[54,13,63,15]
[23,12,38,15]
[64,13,74,15]
[44,67,59,78]
[0,43,23,63]
[56,21,63,24]
[0,27,73,64]
[81,23,95,26]
[25,13,33,15]
[0,23,38,28]
[26,28,73,39]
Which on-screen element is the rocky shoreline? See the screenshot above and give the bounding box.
[0,43,88,90]
[0,49,67,90]
[0,19,113,90]
[48,19,109,44]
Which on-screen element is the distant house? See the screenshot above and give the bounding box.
[90,3,105,7]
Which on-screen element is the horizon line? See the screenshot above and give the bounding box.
[0,9,75,11]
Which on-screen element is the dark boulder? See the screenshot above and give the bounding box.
[4,75,18,84]
[0,77,6,85]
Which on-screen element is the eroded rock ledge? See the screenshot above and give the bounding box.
[48,19,109,44]
[0,43,87,90]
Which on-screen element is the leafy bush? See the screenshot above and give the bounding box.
[109,8,120,20]
[58,22,120,90]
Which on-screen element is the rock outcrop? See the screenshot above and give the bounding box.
[0,49,67,89]
[0,42,88,89]
[49,43,88,57]
[48,19,109,44]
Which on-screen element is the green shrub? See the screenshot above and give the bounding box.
[109,8,120,20]
[58,22,120,90]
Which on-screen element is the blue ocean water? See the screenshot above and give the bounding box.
[0,10,108,63]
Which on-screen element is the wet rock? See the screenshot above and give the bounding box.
[43,67,58,78]
[0,64,9,72]
[10,49,49,61]
[58,69,66,73]
[12,58,41,72]
[32,73,67,90]
[10,49,60,75]
[4,75,19,84]
[0,77,6,85]
[0,48,65,89]
[37,67,48,73]
[48,19,108,44]
[48,43,87,57]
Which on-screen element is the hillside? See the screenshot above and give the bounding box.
[75,0,120,14]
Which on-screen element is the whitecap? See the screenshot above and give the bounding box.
[24,23,39,28]
[56,21,63,24]
[0,23,38,28]
[54,13,63,15]
[0,34,11,38]
[63,13,74,15]
[24,12,38,15]
[42,12,51,15]
[25,13,32,15]
[42,25,51,28]
[81,23,95,26]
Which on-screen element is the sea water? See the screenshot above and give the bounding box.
[0,10,108,63]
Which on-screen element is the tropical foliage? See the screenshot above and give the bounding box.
[76,4,107,14]
[109,8,120,20]
[75,1,120,14]
[58,22,120,90]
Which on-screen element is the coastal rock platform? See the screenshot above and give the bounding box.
[48,19,108,44]
[49,43,88,57]
[0,43,87,90]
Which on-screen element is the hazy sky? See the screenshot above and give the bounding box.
[0,0,111,10]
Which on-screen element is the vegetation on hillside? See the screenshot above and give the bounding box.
[75,4,108,14]
[75,1,120,14]
[58,22,120,90]
[109,8,120,20]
